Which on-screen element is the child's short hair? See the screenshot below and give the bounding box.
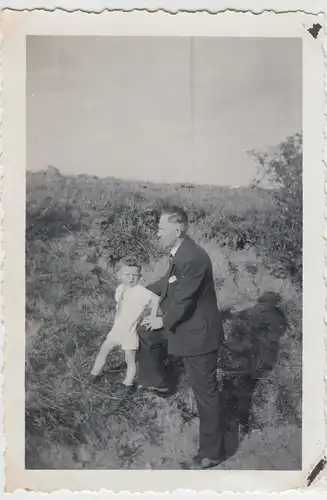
[118,256,142,272]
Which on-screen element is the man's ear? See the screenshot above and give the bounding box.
[176,224,187,238]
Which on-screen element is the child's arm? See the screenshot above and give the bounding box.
[115,284,124,315]
[149,292,160,318]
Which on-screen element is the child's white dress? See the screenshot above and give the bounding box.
[107,284,157,350]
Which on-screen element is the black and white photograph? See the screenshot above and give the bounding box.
[2,9,326,494]
[25,34,303,471]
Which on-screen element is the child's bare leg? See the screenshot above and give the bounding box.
[122,350,137,386]
[91,336,117,376]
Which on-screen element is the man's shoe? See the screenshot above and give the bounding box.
[201,457,222,469]
[192,454,202,465]
[151,386,174,398]
[138,384,175,398]
[138,384,167,391]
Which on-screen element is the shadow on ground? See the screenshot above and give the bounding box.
[219,291,289,460]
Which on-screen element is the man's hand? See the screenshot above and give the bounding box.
[142,316,163,331]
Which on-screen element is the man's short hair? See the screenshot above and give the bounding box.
[162,206,188,226]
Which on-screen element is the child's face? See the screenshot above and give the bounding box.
[119,265,141,286]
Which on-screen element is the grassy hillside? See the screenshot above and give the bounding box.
[25,135,302,469]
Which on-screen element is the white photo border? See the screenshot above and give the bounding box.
[1,9,326,493]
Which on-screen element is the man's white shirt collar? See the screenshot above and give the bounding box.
[170,240,183,257]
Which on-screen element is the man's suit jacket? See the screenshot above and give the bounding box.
[147,236,224,357]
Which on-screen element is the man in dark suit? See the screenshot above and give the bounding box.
[138,206,225,469]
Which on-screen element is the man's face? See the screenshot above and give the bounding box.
[157,214,179,250]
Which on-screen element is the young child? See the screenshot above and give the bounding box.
[90,258,160,391]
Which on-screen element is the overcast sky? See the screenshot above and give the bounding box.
[27,36,302,186]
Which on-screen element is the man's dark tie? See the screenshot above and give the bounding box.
[168,253,175,273]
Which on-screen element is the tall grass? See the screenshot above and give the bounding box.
[25,134,302,469]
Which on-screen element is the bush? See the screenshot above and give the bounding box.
[248,133,302,282]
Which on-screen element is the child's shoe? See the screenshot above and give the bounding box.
[88,372,103,383]
[116,383,136,399]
